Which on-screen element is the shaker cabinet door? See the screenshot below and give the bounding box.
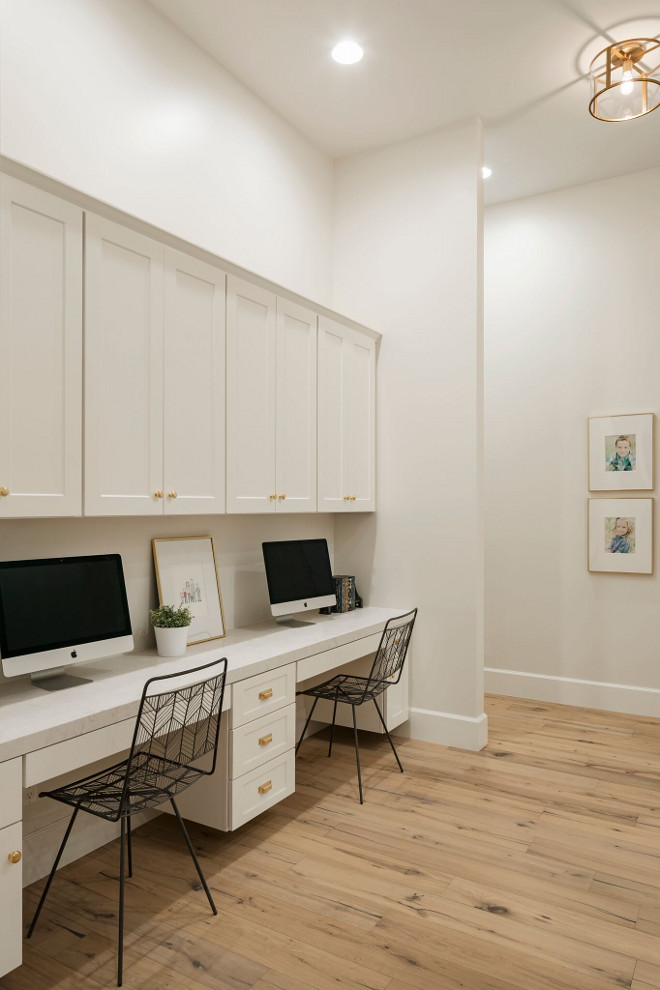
[84,214,164,516]
[226,276,277,513]
[0,176,82,517]
[318,317,375,512]
[163,250,226,515]
[275,298,317,513]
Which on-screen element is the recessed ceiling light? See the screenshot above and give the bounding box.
[332,40,363,65]
[482,166,492,178]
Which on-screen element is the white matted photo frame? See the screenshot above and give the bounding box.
[152,537,226,644]
[588,413,654,491]
[588,498,653,574]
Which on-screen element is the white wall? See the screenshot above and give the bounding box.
[0,0,333,303]
[485,166,660,716]
[332,120,486,750]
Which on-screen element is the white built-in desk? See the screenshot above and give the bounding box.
[0,607,404,980]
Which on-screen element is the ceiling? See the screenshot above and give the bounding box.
[147,0,660,204]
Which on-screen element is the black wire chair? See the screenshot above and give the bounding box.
[27,657,228,987]
[296,608,417,803]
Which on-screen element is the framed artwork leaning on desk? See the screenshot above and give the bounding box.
[152,536,226,644]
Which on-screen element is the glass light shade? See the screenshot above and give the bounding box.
[589,39,660,121]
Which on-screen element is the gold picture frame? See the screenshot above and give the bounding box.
[588,412,654,491]
[152,536,226,645]
[587,498,654,575]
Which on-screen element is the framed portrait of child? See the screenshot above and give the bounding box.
[588,498,653,574]
[588,413,653,491]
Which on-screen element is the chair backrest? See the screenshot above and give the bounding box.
[365,608,417,692]
[126,657,227,784]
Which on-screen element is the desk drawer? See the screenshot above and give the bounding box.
[231,664,295,728]
[296,632,382,682]
[230,704,295,779]
[0,760,21,830]
[230,750,295,830]
[23,719,135,787]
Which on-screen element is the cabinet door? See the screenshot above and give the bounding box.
[275,299,316,513]
[226,276,277,513]
[163,250,226,515]
[318,317,376,512]
[343,328,376,512]
[0,176,82,517]
[84,214,164,515]
[0,821,22,978]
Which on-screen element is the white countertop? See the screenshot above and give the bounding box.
[0,607,401,764]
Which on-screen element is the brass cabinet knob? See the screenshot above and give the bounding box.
[258,688,273,701]
[0,486,9,497]
[343,495,350,501]
[258,780,272,795]
[168,491,177,499]
[269,493,277,500]
[278,493,286,500]
[258,733,273,747]
[7,851,21,864]
[351,495,357,501]
[153,490,163,499]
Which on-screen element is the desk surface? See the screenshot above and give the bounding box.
[0,607,401,764]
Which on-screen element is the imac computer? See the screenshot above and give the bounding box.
[262,538,336,627]
[0,553,134,691]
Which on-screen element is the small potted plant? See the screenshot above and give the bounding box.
[149,604,192,658]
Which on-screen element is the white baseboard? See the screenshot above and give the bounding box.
[485,666,660,718]
[396,708,488,751]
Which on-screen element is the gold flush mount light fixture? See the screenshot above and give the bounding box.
[589,38,660,121]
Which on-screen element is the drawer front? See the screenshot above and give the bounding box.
[0,760,21,830]
[231,663,295,728]
[23,718,135,787]
[296,632,382,683]
[0,821,22,978]
[230,703,295,779]
[230,750,295,830]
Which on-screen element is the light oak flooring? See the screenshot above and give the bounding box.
[5,695,660,990]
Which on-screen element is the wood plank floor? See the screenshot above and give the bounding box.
[5,694,660,990]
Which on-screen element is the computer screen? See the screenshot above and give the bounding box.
[0,554,133,686]
[262,539,336,623]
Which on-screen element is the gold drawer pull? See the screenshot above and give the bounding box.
[343,495,350,501]
[269,493,277,500]
[258,733,273,747]
[258,780,272,795]
[8,851,21,864]
[153,490,163,499]
[258,688,273,701]
[0,486,9,497]
[278,493,286,500]
[168,490,178,499]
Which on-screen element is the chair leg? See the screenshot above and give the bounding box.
[295,695,319,755]
[351,706,364,804]
[170,798,217,916]
[328,699,338,757]
[118,817,126,987]
[126,814,133,879]
[373,697,404,773]
[27,805,80,938]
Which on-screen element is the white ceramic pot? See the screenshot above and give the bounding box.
[154,625,190,658]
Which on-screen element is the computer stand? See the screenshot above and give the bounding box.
[30,669,93,691]
[275,616,315,628]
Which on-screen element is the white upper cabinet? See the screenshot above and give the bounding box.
[85,215,164,516]
[163,249,226,515]
[0,176,82,517]
[318,316,376,513]
[85,218,226,516]
[226,277,277,513]
[226,278,317,514]
[275,298,317,513]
